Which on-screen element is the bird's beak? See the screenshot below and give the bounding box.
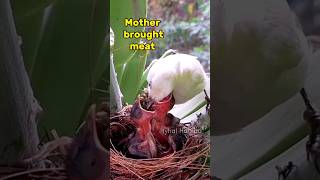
[154,94,175,115]
[151,94,175,145]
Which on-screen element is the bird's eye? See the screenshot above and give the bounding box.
[90,158,97,166]
[148,82,152,88]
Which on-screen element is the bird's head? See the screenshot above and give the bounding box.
[147,70,175,102]
[66,104,108,180]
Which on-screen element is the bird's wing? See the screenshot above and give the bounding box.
[147,54,207,103]
[169,54,207,104]
[213,0,312,134]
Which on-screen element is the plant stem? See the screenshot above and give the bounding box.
[0,0,42,163]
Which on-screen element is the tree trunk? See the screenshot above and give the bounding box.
[0,0,41,164]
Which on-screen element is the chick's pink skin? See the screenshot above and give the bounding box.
[128,94,176,158]
[128,98,157,158]
[152,95,176,147]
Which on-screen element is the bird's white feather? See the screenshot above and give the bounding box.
[213,0,312,134]
[147,53,207,104]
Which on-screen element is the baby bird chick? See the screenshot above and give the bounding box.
[66,105,108,180]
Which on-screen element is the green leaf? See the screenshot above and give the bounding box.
[110,0,147,78]
[32,0,108,135]
[14,9,44,74]
[214,45,320,180]
[240,137,320,180]
[170,77,210,119]
[110,33,123,111]
[137,58,157,92]
[11,0,55,20]
[110,0,147,104]
[213,94,308,179]
[120,50,148,104]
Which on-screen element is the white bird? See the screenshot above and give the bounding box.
[147,53,207,104]
[213,0,313,134]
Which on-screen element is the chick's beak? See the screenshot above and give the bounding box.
[154,94,175,117]
[152,94,176,146]
[128,97,156,158]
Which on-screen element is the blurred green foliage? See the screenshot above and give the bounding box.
[147,0,210,72]
[13,0,108,135]
[110,0,148,104]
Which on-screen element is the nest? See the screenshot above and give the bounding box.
[0,95,210,180]
[110,133,210,180]
[110,93,211,179]
[0,133,70,180]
